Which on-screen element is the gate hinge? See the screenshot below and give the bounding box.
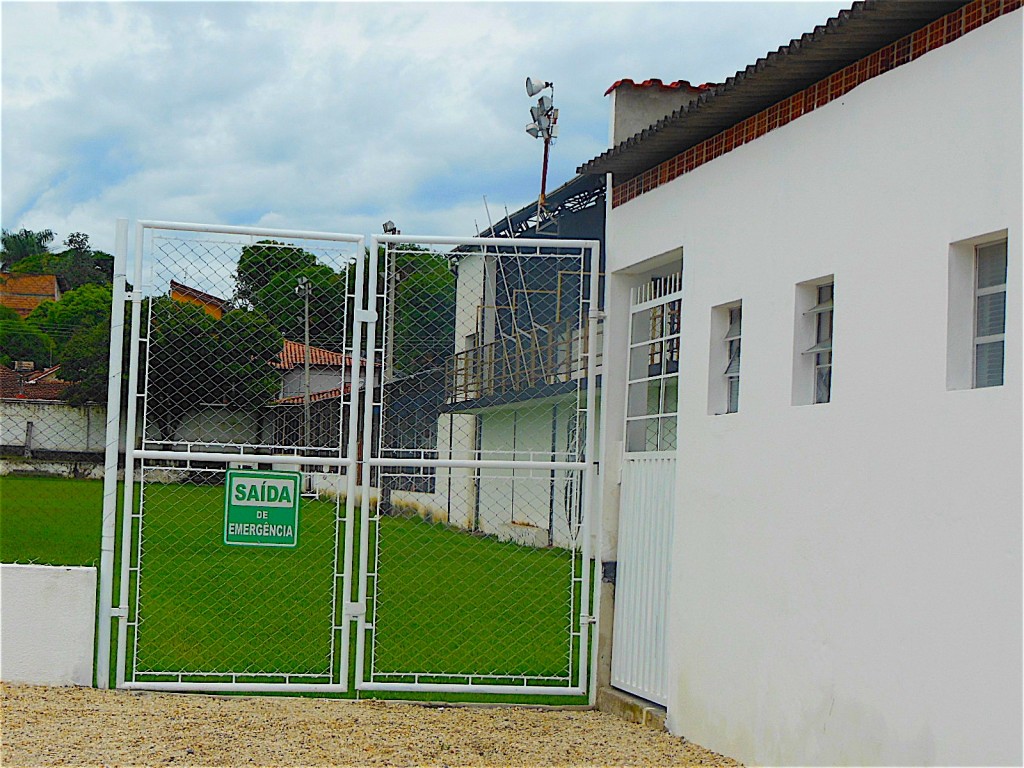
[343,601,366,618]
[110,606,128,619]
[354,308,378,324]
[125,291,143,303]
[588,309,606,321]
[580,614,597,626]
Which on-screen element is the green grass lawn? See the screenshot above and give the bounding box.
[1,474,584,697]
[0,475,107,566]
[372,515,579,679]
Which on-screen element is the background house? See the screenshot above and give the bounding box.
[581,1,1022,765]
[0,273,61,317]
[168,280,230,319]
[270,338,365,451]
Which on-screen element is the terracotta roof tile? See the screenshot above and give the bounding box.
[275,339,363,370]
[604,78,716,97]
[0,364,70,400]
[274,385,351,405]
[26,365,64,383]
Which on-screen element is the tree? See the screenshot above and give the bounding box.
[58,323,118,405]
[1,228,54,270]
[235,241,317,306]
[214,309,286,410]
[384,245,456,375]
[145,299,283,442]
[0,305,54,369]
[252,264,350,350]
[27,283,112,356]
[64,232,90,252]
[10,245,114,290]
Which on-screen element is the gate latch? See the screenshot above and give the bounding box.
[354,309,378,324]
[110,606,128,619]
[580,614,596,626]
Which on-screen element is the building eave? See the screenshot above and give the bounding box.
[578,0,969,181]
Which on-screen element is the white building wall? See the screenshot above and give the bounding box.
[604,12,1021,767]
[279,367,349,399]
[0,564,97,686]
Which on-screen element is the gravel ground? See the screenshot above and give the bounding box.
[1,684,741,767]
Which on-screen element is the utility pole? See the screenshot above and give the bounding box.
[525,77,558,224]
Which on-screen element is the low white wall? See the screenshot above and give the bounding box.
[0,458,107,478]
[0,564,96,686]
[0,400,106,453]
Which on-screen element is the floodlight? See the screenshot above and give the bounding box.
[526,123,542,138]
[537,94,552,113]
[526,77,550,97]
[382,220,397,234]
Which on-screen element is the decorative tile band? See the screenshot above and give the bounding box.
[612,0,1022,208]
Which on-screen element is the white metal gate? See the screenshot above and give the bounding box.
[354,234,601,695]
[97,221,602,698]
[610,270,682,706]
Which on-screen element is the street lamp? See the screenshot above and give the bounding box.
[524,77,558,222]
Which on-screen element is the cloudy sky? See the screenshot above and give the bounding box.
[2,1,850,254]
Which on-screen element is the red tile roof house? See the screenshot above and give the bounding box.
[155,335,372,451]
[268,339,374,451]
[0,364,71,401]
[0,273,61,317]
[155,283,372,450]
[274,338,363,403]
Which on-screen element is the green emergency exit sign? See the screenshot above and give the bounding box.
[224,469,301,547]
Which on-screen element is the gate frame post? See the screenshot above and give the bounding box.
[113,222,146,689]
[96,218,129,688]
[583,241,605,706]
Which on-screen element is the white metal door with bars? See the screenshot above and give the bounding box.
[97,221,602,699]
[611,270,682,706]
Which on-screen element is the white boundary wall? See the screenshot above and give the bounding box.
[0,400,106,453]
[603,12,1022,766]
[0,564,97,686]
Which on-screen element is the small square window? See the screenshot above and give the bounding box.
[792,277,834,406]
[803,283,834,404]
[974,240,1007,388]
[708,301,742,415]
[725,306,742,413]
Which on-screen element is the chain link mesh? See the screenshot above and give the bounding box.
[129,228,360,685]
[111,226,599,694]
[362,239,597,689]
